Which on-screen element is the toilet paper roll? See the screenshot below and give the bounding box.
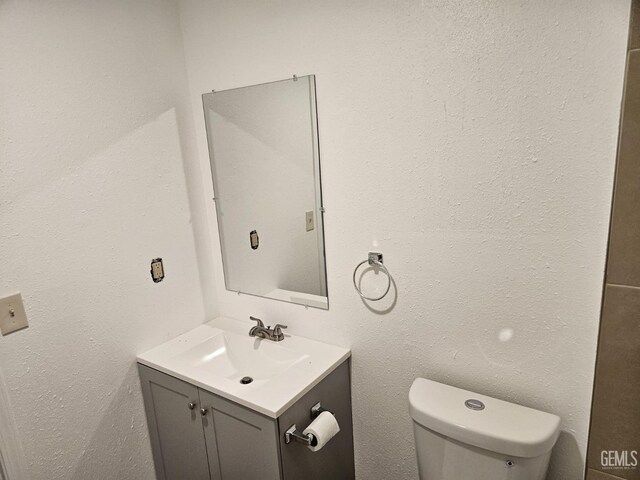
[303,411,340,452]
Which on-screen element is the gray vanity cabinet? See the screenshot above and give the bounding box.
[139,364,281,480]
[138,360,354,480]
[138,365,211,480]
[199,390,281,480]
[277,361,355,480]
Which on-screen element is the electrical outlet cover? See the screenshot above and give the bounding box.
[0,293,29,336]
[150,258,165,283]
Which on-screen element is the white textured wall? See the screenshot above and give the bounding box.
[178,1,630,479]
[0,1,216,478]
[0,370,27,480]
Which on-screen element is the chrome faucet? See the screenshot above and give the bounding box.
[249,316,287,342]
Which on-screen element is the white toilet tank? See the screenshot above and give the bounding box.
[409,378,561,480]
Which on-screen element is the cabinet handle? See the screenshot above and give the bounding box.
[188,402,196,410]
[200,407,208,416]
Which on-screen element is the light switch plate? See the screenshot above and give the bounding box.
[305,210,315,232]
[0,293,29,336]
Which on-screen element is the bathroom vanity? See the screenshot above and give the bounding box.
[137,317,354,480]
[137,75,355,480]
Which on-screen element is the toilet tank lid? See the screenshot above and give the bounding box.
[409,378,561,459]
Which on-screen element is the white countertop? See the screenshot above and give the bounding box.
[137,316,351,418]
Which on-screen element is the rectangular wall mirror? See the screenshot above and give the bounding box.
[202,75,328,309]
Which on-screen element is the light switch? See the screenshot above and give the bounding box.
[305,210,315,232]
[0,293,29,336]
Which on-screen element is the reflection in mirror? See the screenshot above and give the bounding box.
[202,75,328,309]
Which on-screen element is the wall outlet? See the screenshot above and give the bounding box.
[150,258,165,283]
[305,210,315,232]
[0,293,29,336]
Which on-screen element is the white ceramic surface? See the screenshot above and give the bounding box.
[412,423,553,480]
[137,316,350,418]
[409,378,561,459]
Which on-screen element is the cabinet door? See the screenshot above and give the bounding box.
[199,389,282,480]
[138,365,211,480]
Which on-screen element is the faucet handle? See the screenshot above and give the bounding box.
[273,324,288,336]
[249,316,265,328]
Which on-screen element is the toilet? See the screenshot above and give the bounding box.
[409,378,561,480]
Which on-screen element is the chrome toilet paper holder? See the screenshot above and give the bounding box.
[284,402,328,446]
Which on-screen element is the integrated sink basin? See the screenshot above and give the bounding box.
[137,316,351,418]
[175,329,308,383]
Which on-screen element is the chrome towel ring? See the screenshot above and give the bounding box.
[353,252,392,301]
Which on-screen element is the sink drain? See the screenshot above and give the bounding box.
[240,376,253,385]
